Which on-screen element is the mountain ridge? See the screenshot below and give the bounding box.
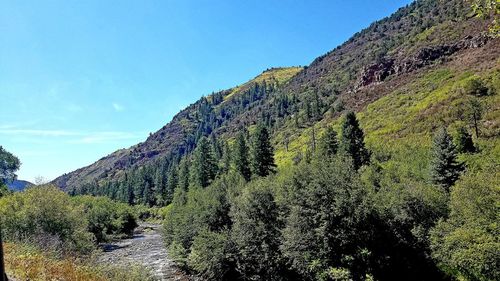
[54,0,499,192]
[53,66,302,189]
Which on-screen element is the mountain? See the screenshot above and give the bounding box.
[53,67,302,190]
[7,179,33,192]
[46,1,499,279]
[54,0,499,194]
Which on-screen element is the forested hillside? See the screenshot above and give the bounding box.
[51,0,499,280]
[55,0,497,198]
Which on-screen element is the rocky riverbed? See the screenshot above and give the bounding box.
[98,223,190,281]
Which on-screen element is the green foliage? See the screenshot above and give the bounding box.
[466,97,484,138]
[368,173,449,280]
[0,185,138,258]
[251,124,277,177]
[340,112,370,170]
[234,132,252,181]
[281,156,372,280]
[455,126,476,153]
[178,158,190,192]
[0,184,11,198]
[220,140,232,174]
[0,146,20,196]
[461,76,490,97]
[318,126,339,157]
[430,167,500,281]
[187,229,236,280]
[168,240,188,267]
[430,128,464,189]
[71,195,137,243]
[230,179,283,280]
[164,173,239,251]
[469,0,499,36]
[0,185,95,255]
[191,137,218,188]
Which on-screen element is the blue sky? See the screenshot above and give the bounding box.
[0,0,413,182]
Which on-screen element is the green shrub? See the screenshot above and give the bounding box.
[187,229,235,280]
[0,185,95,255]
[230,179,282,280]
[281,156,372,280]
[168,240,188,268]
[430,166,499,281]
[164,173,239,250]
[71,195,137,243]
[460,76,489,97]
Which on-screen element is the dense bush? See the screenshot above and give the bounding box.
[187,229,235,280]
[281,156,372,280]
[460,76,490,97]
[163,144,465,280]
[164,172,240,253]
[0,185,95,255]
[430,166,499,281]
[231,179,283,280]
[71,195,137,243]
[0,185,139,255]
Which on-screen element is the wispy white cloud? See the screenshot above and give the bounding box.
[0,128,144,144]
[69,131,142,144]
[112,102,125,112]
[0,129,79,137]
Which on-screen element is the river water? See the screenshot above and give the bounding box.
[98,223,190,281]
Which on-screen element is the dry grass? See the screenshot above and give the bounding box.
[4,242,152,281]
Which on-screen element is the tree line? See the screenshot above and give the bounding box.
[161,110,490,280]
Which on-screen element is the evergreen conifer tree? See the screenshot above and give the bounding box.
[166,164,178,204]
[211,134,223,160]
[430,128,464,189]
[234,132,252,181]
[455,127,476,153]
[319,126,339,157]
[251,124,276,177]
[340,111,370,169]
[178,158,190,191]
[220,141,232,174]
[192,137,218,187]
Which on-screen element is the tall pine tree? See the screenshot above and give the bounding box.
[192,137,218,187]
[178,158,190,191]
[234,132,252,181]
[319,126,339,157]
[251,124,276,177]
[340,111,370,170]
[220,140,232,174]
[430,128,464,189]
[165,164,178,204]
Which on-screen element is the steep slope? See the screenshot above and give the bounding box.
[54,0,499,192]
[54,67,302,189]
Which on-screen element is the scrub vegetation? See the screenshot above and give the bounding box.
[1,0,499,280]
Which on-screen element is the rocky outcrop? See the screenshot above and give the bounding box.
[356,34,490,89]
[357,58,395,87]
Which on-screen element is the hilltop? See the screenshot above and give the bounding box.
[53,67,302,189]
[7,179,33,192]
[54,0,498,193]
